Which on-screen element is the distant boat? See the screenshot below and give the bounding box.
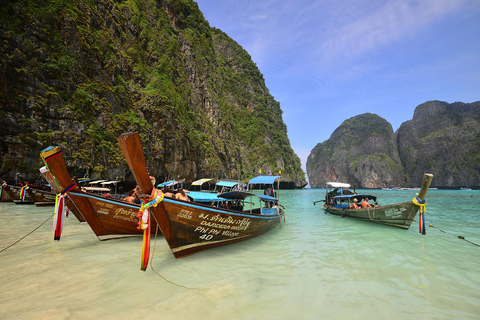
[460,187,472,191]
[15,174,56,207]
[118,132,285,260]
[0,177,34,204]
[314,173,434,229]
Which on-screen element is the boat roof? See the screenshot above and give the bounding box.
[158,179,185,187]
[83,186,111,192]
[248,176,280,185]
[327,182,351,188]
[191,178,213,186]
[89,179,107,184]
[187,191,227,202]
[332,194,377,201]
[221,191,278,202]
[215,180,239,187]
[100,180,120,185]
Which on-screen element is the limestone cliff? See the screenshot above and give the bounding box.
[396,100,480,187]
[307,113,404,188]
[307,101,480,188]
[0,0,306,188]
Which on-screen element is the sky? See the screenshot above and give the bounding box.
[194,0,480,179]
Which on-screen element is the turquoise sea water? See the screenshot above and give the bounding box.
[0,189,479,320]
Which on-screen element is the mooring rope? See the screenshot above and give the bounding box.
[367,207,376,220]
[0,212,55,253]
[149,223,201,290]
[429,224,480,247]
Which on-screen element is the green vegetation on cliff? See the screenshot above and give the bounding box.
[0,0,306,186]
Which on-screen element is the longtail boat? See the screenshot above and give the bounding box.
[39,166,86,222]
[1,178,15,202]
[15,174,56,207]
[39,146,157,240]
[314,173,434,230]
[118,132,285,261]
[0,177,33,204]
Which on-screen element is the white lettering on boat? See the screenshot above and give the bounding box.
[384,207,406,218]
[113,207,137,222]
[177,209,192,219]
[193,212,252,240]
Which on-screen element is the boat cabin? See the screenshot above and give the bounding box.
[325,182,356,205]
[330,194,377,209]
[214,180,241,193]
[189,178,215,192]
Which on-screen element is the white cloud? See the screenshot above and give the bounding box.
[318,0,467,66]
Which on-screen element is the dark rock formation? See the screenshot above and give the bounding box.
[397,100,480,187]
[0,0,307,188]
[307,113,404,188]
[307,101,480,188]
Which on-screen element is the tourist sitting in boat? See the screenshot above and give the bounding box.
[361,197,373,208]
[352,198,360,209]
[162,186,175,198]
[123,189,136,203]
[175,188,190,201]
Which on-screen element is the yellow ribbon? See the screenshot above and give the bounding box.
[412,197,427,214]
[138,188,164,230]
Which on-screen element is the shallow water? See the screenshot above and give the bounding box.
[1,189,479,320]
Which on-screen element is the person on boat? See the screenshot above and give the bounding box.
[123,189,136,203]
[264,187,274,208]
[175,188,190,201]
[352,198,360,209]
[133,185,141,204]
[162,186,174,198]
[361,197,373,208]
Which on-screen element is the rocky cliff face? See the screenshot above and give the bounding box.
[307,113,404,188]
[307,101,480,188]
[396,100,480,187]
[0,0,306,188]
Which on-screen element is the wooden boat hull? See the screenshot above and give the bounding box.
[117,131,284,259]
[66,190,146,240]
[324,201,419,229]
[25,188,56,206]
[156,198,283,258]
[40,146,158,240]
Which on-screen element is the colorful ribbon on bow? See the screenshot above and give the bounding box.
[52,183,76,241]
[138,187,164,271]
[53,194,66,240]
[1,182,6,202]
[20,185,29,202]
[412,196,427,235]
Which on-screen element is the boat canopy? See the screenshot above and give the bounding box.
[191,178,213,186]
[83,186,111,192]
[187,191,227,202]
[215,180,239,187]
[327,182,351,188]
[332,194,377,201]
[248,176,280,185]
[221,191,278,202]
[100,180,120,185]
[158,179,185,188]
[89,179,107,184]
